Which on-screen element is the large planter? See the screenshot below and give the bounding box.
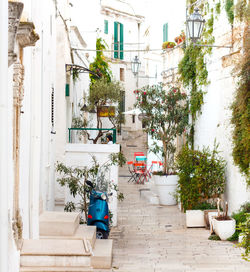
[186,210,205,227]
[154,174,177,205]
[213,218,236,240]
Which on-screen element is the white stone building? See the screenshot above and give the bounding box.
[1,1,114,271]
[69,0,151,136]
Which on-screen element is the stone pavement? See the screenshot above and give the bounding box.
[109,176,249,272]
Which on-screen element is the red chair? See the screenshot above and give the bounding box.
[134,162,147,184]
[127,161,137,183]
[146,161,163,179]
[133,152,145,162]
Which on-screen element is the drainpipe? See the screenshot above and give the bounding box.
[0,0,9,271]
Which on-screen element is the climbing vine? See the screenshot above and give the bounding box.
[178,0,227,147]
[225,0,234,25]
[89,38,112,85]
[231,18,250,184]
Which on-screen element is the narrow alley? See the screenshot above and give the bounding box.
[110,176,249,272]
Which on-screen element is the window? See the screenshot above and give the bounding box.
[114,22,124,60]
[65,83,70,96]
[120,68,125,81]
[132,115,135,123]
[163,23,168,42]
[104,20,108,34]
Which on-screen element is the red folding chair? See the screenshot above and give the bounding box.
[127,161,137,183]
[134,162,148,184]
[133,152,145,162]
[145,161,163,179]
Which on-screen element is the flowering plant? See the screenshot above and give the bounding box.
[134,83,189,175]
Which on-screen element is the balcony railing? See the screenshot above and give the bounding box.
[68,128,117,144]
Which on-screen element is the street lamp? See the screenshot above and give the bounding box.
[131,55,141,77]
[187,8,205,43]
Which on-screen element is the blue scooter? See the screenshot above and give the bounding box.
[86,180,110,239]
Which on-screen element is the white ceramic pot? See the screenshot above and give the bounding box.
[154,174,177,205]
[186,210,205,227]
[213,218,236,240]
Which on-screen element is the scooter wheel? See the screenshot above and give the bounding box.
[96,228,109,239]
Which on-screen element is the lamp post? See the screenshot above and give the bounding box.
[131,55,141,77]
[186,8,205,43]
[186,6,232,48]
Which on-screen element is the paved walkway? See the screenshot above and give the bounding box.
[110,176,249,272]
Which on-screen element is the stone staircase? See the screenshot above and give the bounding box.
[118,129,148,176]
[20,211,113,272]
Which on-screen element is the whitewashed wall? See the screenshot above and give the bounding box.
[64,143,120,226]
[194,12,250,213]
[160,2,250,214]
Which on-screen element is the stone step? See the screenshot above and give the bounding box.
[20,239,91,267]
[91,239,113,269]
[20,238,113,270]
[40,225,96,248]
[20,267,94,272]
[39,211,80,236]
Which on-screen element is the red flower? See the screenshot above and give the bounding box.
[151,129,155,132]
[136,96,138,99]
[143,92,146,95]
[173,89,176,93]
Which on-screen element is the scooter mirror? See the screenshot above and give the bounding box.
[86,180,94,188]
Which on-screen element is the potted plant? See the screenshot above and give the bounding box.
[162,41,176,49]
[134,84,189,205]
[212,199,236,241]
[174,31,186,45]
[175,145,226,227]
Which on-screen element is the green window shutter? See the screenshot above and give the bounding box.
[120,23,124,60]
[104,20,108,34]
[114,22,118,59]
[65,83,70,97]
[163,23,168,42]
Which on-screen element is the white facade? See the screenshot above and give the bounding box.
[69,0,150,133]
[3,1,70,271]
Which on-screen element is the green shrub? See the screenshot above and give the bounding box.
[228,202,250,241]
[175,144,226,211]
[238,213,250,261]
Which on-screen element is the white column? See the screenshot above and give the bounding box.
[0,0,10,271]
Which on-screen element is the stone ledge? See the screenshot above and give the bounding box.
[21,239,90,256]
[39,211,80,236]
